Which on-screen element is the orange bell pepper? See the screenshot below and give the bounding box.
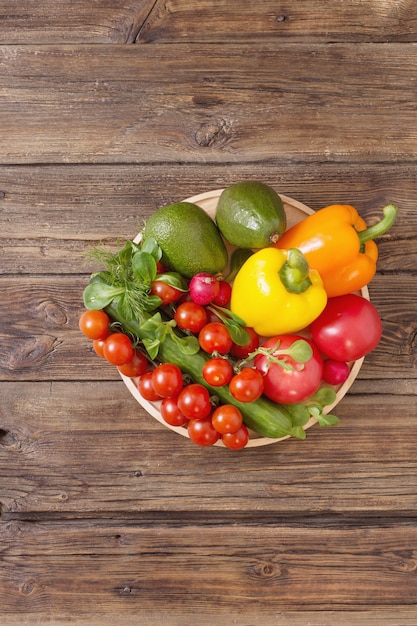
[275,204,397,297]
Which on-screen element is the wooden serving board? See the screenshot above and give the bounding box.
[122,189,368,447]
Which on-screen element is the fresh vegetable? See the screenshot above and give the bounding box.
[177,384,212,420]
[81,228,341,443]
[79,309,110,340]
[118,349,148,378]
[211,405,243,435]
[151,363,184,398]
[143,201,228,278]
[160,397,188,427]
[92,338,106,358]
[106,296,322,439]
[138,371,162,402]
[188,417,220,446]
[216,180,286,248]
[276,203,397,297]
[254,335,323,404]
[222,425,249,450]
[198,322,233,355]
[322,359,350,385]
[150,280,182,305]
[230,327,260,358]
[212,281,232,307]
[174,301,208,334]
[310,293,383,361]
[230,247,327,336]
[229,368,264,403]
[202,357,234,387]
[103,332,134,366]
[189,272,220,305]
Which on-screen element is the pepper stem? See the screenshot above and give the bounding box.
[357,204,398,245]
[279,248,312,294]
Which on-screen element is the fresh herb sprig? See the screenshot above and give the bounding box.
[83,237,194,360]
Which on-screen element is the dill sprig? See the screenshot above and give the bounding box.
[84,240,162,322]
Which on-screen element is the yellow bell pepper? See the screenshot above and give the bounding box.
[230,247,327,337]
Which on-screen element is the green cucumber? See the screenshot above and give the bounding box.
[106,301,301,440]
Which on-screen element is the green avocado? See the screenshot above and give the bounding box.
[143,201,228,278]
[215,181,286,248]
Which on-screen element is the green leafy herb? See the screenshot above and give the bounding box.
[83,282,125,310]
[155,272,189,291]
[132,251,157,284]
[236,338,313,372]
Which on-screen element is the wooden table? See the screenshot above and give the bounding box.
[1,2,416,624]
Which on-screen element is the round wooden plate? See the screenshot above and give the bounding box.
[120,189,368,447]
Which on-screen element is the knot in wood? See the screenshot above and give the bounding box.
[37,299,68,327]
[195,120,228,147]
[252,560,281,579]
[19,579,37,596]
[8,335,59,371]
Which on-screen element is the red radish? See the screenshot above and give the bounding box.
[189,272,220,305]
[322,359,350,385]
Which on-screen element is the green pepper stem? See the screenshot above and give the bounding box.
[357,204,398,245]
[279,248,312,294]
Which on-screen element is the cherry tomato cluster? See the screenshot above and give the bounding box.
[79,309,148,376]
[137,363,249,449]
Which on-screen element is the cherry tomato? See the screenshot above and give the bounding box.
[310,294,383,362]
[118,349,148,378]
[103,333,134,366]
[211,404,243,434]
[255,334,323,404]
[188,417,220,446]
[212,281,232,307]
[230,327,260,359]
[322,359,350,385]
[160,397,188,427]
[177,384,212,420]
[222,425,249,450]
[150,280,182,305]
[151,363,183,398]
[79,309,110,340]
[138,371,161,402]
[174,301,208,334]
[229,368,264,403]
[92,338,106,358]
[202,358,233,387]
[198,322,233,355]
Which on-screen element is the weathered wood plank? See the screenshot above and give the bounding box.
[0,274,414,382]
[1,521,417,618]
[0,1,154,44]
[1,381,416,516]
[2,612,417,626]
[0,0,416,45]
[141,0,417,44]
[0,163,410,274]
[1,44,417,164]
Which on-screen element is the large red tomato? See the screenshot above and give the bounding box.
[254,334,323,404]
[310,294,382,362]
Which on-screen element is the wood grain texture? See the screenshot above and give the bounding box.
[140,0,417,43]
[1,44,417,164]
[1,2,416,622]
[1,521,417,619]
[0,163,411,274]
[1,380,416,517]
[0,0,155,44]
